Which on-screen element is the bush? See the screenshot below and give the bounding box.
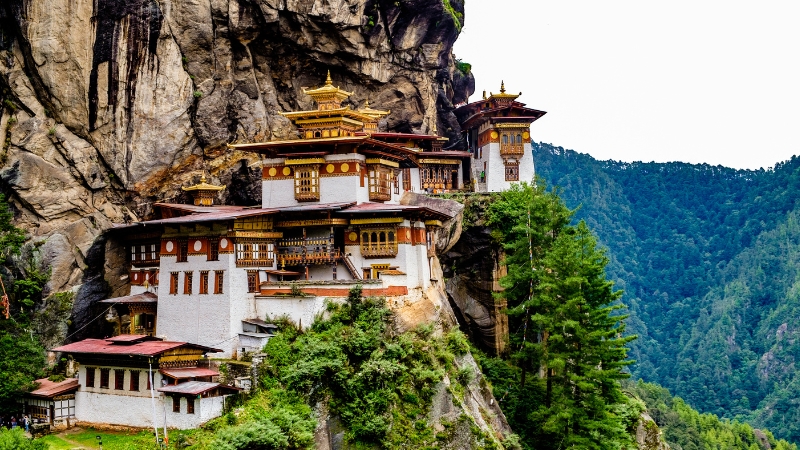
[0,428,47,450]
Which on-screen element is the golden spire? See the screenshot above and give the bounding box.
[432,121,438,135]
[325,70,333,86]
[182,174,225,206]
[500,80,506,94]
[357,98,390,120]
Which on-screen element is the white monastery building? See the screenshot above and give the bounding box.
[52,74,545,429]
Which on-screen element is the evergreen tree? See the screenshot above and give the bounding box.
[487,182,636,449]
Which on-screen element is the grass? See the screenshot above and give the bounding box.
[37,427,161,449]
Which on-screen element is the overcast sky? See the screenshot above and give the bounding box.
[452,1,800,170]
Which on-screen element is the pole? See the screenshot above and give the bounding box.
[149,360,160,445]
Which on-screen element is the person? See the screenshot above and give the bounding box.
[10,417,16,428]
[480,170,485,182]
[23,415,29,432]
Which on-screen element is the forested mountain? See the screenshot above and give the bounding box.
[533,142,800,442]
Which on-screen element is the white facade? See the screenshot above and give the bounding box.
[473,142,535,193]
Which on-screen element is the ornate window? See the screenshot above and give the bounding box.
[169,272,179,295]
[183,272,193,295]
[500,131,524,156]
[504,162,520,181]
[368,165,393,201]
[360,227,398,258]
[236,241,275,267]
[177,239,188,262]
[402,168,411,191]
[199,271,209,295]
[208,239,219,261]
[247,271,259,293]
[215,271,224,294]
[294,165,320,201]
[130,242,159,266]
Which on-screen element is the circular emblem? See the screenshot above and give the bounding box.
[282,167,291,176]
[220,238,228,249]
[348,232,358,242]
[490,131,499,140]
[522,131,530,139]
[268,167,277,177]
[326,164,335,173]
[355,163,360,172]
[194,240,202,252]
[341,163,350,173]
[406,230,411,240]
[165,241,174,252]
[133,273,138,280]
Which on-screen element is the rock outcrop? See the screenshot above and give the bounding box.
[0,0,473,305]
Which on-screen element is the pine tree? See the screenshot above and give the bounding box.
[488,182,637,449]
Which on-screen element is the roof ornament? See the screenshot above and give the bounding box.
[325,70,333,86]
[500,80,506,94]
[182,174,225,206]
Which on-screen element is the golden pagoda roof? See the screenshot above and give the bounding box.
[357,99,390,120]
[181,175,225,192]
[488,81,521,101]
[301,71,354,102]
[279,106,375,123]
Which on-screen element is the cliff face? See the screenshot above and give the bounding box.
[0,0,473,295]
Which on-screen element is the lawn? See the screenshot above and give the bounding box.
[37,427,162,449]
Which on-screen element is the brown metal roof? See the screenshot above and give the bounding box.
[335,202,453,220]
[99,292,157,304]
[157,381,240,395]
[28,378,79,399]
[53,338,222,357]
[105,334,158,343]
[242,318,278,329]
[159,367,220,379]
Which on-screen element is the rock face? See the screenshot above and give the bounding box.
[0,0,473,303]
[635,413,670,450]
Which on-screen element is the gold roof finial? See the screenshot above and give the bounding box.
[500,80,506,94]
[325,70,333,86]
[482,90,487,100]
[432,121,438,135]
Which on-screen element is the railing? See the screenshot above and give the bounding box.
[236,258,275,267]
[295,191,320,202]
[279,250,341,265]
[339,255,362,279]
[500,143,524,156]
[360,244,398,258]
[369,190,391,202]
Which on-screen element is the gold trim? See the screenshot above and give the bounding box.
[419,159,461,165]
[276,219,349,227]
[424,220,443,227]
[229,231,284,239]
[365,158,399,168]
[285,158,325,165]
[495,123,531,129]
[350,217,405,225]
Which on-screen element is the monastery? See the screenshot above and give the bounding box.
[41,74,545,429]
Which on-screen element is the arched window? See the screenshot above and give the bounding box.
[502,134,509,144]
[314,131,321,138]
[516,134,522,144]
[379,232,386,243]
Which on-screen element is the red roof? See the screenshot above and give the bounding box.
[53,338,222,357]
[335,202,453,221]
[99,292,157,304]
[157,381,240,395]
[28,378,79,398]
[160,367,220,379]
[105,334,158,343]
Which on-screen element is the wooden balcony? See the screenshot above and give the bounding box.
[279,249,341,265]
[500,143,524,156]
[360,244,398,258]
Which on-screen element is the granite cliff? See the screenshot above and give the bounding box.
[0,0,473,297]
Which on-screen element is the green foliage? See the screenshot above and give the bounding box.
[481,182,636,449]
[193,90,203,98]
[626,380,797,450]
[0,428,47,450]
[0,194,25,263]
[441,0,463,32]
[455,59,472,75]
[534,142,800,442]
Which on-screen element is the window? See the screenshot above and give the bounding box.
[235,241,275,267]
[130,371,140,391]
[199,271,209,295]
[367,165,392,201]
[393,171,400,194]
[402,168,411,191]
[502,134,509,144]
[173,396,180,413]
[177,240,188,262]
[187,398,195,414]
[208,239,219,261]
[170,272,179,295]
[516,133,522,144]
[184,272,193,294]
[360,228,398,257]
[294,165,320,201]
[130,242,159,265]
[247,271,258,293]
[215,271,224,294]
[85,367,95,388]
[114,369,124,390]
[100,368,110,389]
[504,162,520,181]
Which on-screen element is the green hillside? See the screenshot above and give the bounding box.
[533,142,800,441]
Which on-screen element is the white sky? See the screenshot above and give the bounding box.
[453,1,800,170]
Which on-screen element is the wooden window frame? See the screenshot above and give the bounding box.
[85,367,95,388]
[367,165,392,201]
[402,168,411,191]
[184,271,193,295]
[177,239,189,263]
[129,371,140,392]
[360,227,398,258]
[114,369,124,390]
[199,271,209,295]
[186,398,195,414]
[247,270,258,293]
[504,162,520,181]
[236,241,275,267]
[169,272,179,295]
[215,271,224,294]
[208,239,219,261]
[100,368,110,389]
[293,165,320,201]
[172,396,180,413]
